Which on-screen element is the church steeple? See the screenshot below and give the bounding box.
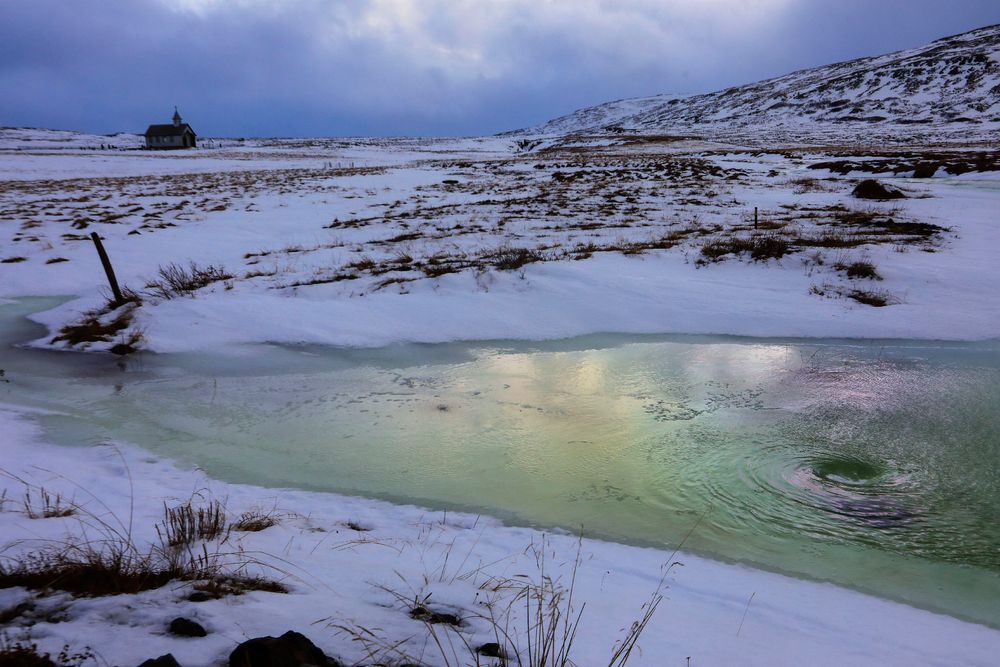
[172,107,182,127]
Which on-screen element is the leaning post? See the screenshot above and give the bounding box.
[90,231,124,307]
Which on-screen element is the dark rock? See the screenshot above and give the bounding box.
[410,604,461,626]
[229,631,341,667]
[0,601,33,624]
[477,642,506,658]
[912,162,939,178]
[187,591,214,602]
[137,655,182,667]
[852,179,905,200]
[169,616,207,637]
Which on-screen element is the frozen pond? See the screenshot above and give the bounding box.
[3,297,999,627]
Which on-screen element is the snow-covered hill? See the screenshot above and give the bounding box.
[0,127,145,150]
[527,24,1000,143]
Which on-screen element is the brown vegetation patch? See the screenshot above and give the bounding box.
[188,575,287,600]
[231,510,279,533]
[836,261,882,280]
[0,547,285,599]
[287,273,359,287]
[701,234,792,262]
[480,245,548,271]
[51,305,137,348]
[0,553,179,597]
[373,276,417,291]
[848,289,893,307]
[410,604,462,626]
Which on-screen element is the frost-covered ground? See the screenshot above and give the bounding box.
[2,134,1000,665]
[3,405,999,667]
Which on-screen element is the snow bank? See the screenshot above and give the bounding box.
[2,403,997,666]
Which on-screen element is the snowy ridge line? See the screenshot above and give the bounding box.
[522,23,1000,144]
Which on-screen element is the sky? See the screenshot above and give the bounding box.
[1,0,998,137]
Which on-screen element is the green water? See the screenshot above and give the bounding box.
[2,298,999,626]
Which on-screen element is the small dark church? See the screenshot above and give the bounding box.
[145,108,197,149]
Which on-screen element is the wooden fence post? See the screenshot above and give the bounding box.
[90,232,124,307]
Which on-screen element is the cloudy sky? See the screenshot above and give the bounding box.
[2,0,998,137]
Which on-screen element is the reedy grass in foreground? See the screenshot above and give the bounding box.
[0,463,288,598]
[331,525,693,667]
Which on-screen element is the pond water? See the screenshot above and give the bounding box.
[2,297,999,627]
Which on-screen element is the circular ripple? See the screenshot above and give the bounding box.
[694,444,926,546]
[786,453,918,528]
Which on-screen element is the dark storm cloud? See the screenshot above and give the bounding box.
[1,0,998,137]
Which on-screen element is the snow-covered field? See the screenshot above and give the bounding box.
[2,134,1000,665]
[1,135,999,354]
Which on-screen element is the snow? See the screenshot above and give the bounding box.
[2,403,998,666]
[45,237,997,353]
[3,131,1000,664]
[525,94,684,136]
[0,127,146,150]
[1,138,999,353]
[519,24,1000,145]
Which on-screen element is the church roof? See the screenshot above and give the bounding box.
[145,123,196,137]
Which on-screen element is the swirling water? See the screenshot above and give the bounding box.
[3,298,999,626]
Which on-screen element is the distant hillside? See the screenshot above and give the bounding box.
[525,24,1000,143]
[0,127,144,150]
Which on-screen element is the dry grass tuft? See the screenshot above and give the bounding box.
[0,550,181,597]
[701,233,791,262]
[836,260,882,280]
[333,534,669,667]
[51,306,136,348]
[231,509,280,533]
[481,245,548,271]
[22,489,75,519]
[848,289,893,307]
[144,262,233,300]
[49,286,144,351]
[157,500,227,547]
[1,477,286,599]
[346,256,377,272]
